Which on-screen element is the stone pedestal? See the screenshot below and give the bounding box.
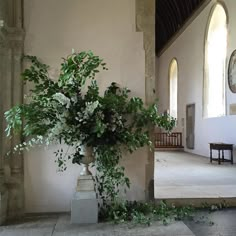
[71,175,98,224]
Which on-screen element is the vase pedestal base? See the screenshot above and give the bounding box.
[71,175,98,224]
[76,175,95,191]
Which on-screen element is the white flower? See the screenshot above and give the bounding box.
[71,96,78,103]
[53,93,71,108]
[42,119,51,125]
[84,101,99,117]
[67,77,75,85]
[51,122,63,136]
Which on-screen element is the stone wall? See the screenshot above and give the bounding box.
[0,0,156,216]
[156,0,236,158]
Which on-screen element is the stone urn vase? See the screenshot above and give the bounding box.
[72,145,98,224]
[76,145,95,192]
[79,145,94,176]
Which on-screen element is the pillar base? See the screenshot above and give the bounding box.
[71,175,98,224]
[0,191,8,225]
[71,191,98,224]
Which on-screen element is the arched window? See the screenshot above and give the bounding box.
[204,3,227,118]
[169,58,178,119]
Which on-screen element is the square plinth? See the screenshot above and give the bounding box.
[71,191,98,224]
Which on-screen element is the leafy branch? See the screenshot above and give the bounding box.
[4,51,176,211]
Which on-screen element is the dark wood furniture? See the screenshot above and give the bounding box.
[155,132,184,148]
[209,143,234,164]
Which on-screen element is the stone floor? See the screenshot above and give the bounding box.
[2,150,236,235]
[1,209,236,236]
[155,151,236,199]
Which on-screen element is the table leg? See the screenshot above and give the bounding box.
[218,150,221,164]
[210,148,212,163]
[231,149,233,164]
[222,150,224,162]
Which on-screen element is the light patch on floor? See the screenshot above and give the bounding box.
[155,151,236,199]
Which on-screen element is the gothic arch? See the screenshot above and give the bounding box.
[203,2,228,118]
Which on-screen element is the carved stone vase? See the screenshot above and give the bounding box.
[72,145,98,224]
[79,145,94,176]
[76,145,95,192]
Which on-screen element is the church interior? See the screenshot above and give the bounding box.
[0,0,236,227]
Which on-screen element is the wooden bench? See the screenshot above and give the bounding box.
[209,143,234,165]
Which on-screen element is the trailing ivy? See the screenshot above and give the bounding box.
[99,200,195,226]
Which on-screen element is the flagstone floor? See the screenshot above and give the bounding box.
[155,151,236,200]
[2,150,236,235]
[1,209,236,236]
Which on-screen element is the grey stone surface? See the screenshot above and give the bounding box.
[0,191,8,225]
[55,215,194,236]
[135,0,156,201]
[71,192,98,224]
[155,151,236,200]
[185,208,236,236]
[0,0,25,222]
[1,210,236,235]
[77,175,95,192]
[74,192,96,200]
[0,228,53,236]
[0,215,58,235]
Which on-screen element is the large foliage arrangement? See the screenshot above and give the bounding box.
[5,51,175,204]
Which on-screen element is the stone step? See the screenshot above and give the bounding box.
[154,197,236,208]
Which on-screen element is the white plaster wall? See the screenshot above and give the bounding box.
[24,0,146,213]
[157,0,236,158]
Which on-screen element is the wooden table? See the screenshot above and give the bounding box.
[209,143,234,164]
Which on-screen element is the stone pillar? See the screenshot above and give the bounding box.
[0,0,24,221]
[136,0,156,105]
[7,0,23,28]
[0,33,10,225]
[7,29,24,219]
[135,0,156,200]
